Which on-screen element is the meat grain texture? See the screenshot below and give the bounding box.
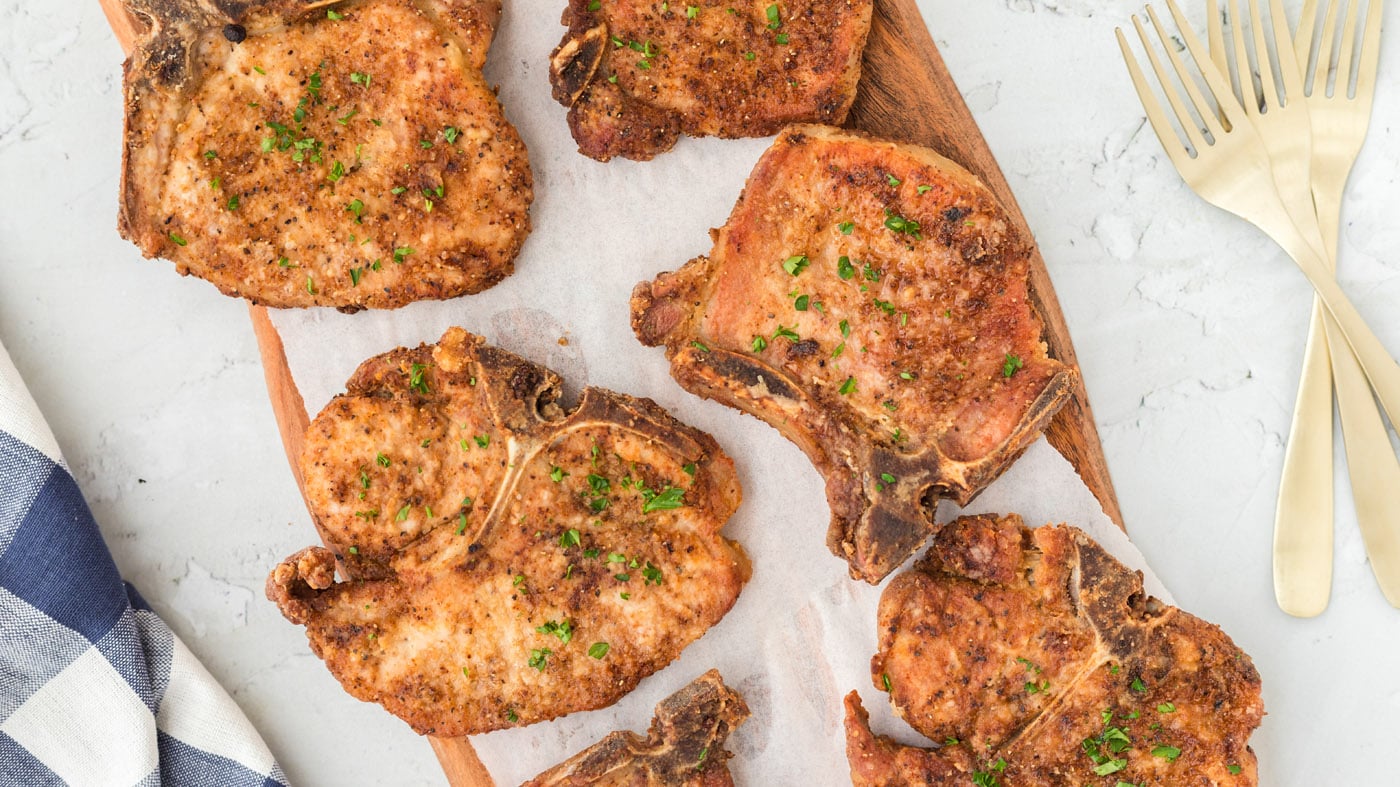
[267,328,749,736]
[120,0,532,309]
[550,0,873,160]
[524,670,749,786]
[633,125,1075,583]
[846,513,1264,786]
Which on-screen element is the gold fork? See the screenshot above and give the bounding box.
[1207,0,1397,615]
[1116,1,1400,605]
[1289,0,1399,609]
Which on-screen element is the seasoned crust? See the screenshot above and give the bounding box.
[848,513,1264,786]
[119,0,531,310]
[523,670,750,786]
[632,125,1075,582]
[267,328,749,736]
[549,0,873,161]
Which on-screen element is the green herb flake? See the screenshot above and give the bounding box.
[1002,353,1024,378]
[550,465,568,483]
[506,709,518,723]
[883,207,923,239]
[168,232,188,247]
[839,319,851,338]
[395,504,411,522]
[838,221,855,235]
[1131,677,1147,692]
[839,377,856,395]
[1227,765,1242,775]
[917,184,932,194]
[226,194,240,211]
[408,363,430,394]
[474,434,490,449]
[588,641,610,659]
[559,528,581,548]
[751,335,768,353]
[444,126,460,144]
[690,340,710,353]
[837,255,855,279]
[1152,745,1182,762]
[886,173,901,186]
[393,246,414,263]
[527,648,552,671]
[794,294,810,311]
[881,673,892,692]
[326,9,344,20]
[350,267,363,286]
[686,5,699,18]
[642,486,685,513]
[782,255,809,275]
[535,619,573,644]
[1157,702,1176,713]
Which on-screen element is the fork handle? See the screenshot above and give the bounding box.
[1274,300,1334,617]
[1288,249,1400,427]
[1324,308,1400,608]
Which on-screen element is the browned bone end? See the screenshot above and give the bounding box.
[524,670,750,786]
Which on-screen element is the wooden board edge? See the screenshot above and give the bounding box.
[847,0,1125,529]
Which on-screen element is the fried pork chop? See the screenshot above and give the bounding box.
[266,328,749,736]
[549,1,872,161]
[523,670,750,786]
[846,513,1263,785]
[632,126,1074,583]
[119,0,532,309]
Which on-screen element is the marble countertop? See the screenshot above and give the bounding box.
[2,0,1398,784]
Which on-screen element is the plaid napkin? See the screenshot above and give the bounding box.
[0,343,290,786]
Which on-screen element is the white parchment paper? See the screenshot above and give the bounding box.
[267,6,1172,784]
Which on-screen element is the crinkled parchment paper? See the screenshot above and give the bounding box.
[267,6,1170,783]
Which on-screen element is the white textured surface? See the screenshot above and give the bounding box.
[1,0,1398,784]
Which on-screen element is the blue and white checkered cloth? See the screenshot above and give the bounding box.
[0,343,290,786]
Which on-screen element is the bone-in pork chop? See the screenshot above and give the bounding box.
[267,328,749,736]
[523,670,750,786]
[847,513,1263,785]
[632,125,1074,582]
[549,1,872,161]
[119,0,532,309]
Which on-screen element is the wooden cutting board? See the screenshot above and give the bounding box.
[102,1,1123,783]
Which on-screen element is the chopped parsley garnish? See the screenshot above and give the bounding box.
[1131,677,1147,692]
[588,642,610,659]
[226,195,240,211]
[917,184,933,194]
[408,363,430,394]
[765,3,781,29]
[305,276,316,295]
[506,708,518,722]
[1152,745,1181,762]
[559,528,581,548]
[682,463,697,476]
[455,513,468,534]
[350,71,370,87]
[886,173,901,186]
[873,297,895,315]
[326,8,344,20]
[474,434,490,448]
[376,452,391,467]
[881,673,892,692]
[782,255,809,275]
[642,562,663,585]
[527,648,552,671]
[393,246,414,263]
[751,335,768,352]
[794,294,810,311]
[641,486,685,513]
[839,319,851,337]
[444,126,460,144]
[1227,765,1242,775]
[349,267,363,286]
[1157,702,1176,713]
[549,465,568,483]
[686,5,699,18]
[168,232,187,246]
[883,207,922,239]
[772,324,799,342]
[535,619,573,644]
[839,377,856,395]
[690,340,710,352]
[346,198,365,222]
[744,51,756,60]
[1002,354,1023,378]
[395,504,411,521]
[836,255,855,279]
[1025,680,1048,694]
[838,221,855,235]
